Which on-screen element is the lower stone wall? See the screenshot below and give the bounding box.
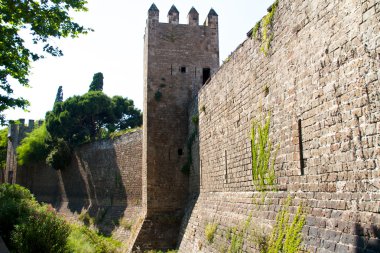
[9,130,143,244]
[179,192,380,253]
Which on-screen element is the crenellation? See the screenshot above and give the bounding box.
[187,7,199,26]
[167,5,179,24]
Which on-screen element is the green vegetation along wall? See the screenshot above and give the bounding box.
[179,0,380,252]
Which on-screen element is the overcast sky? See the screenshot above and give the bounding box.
[4,0,273,122]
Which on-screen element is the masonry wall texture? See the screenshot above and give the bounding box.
[133,4,220,251]
[4,124,143,244]
[178,0,380,252]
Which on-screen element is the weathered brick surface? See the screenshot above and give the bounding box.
[134,5,219,251]
[179,0,380,252]
[4,124,143,244]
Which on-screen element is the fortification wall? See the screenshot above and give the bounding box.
[5,126,143,242]
[179,0,380,252]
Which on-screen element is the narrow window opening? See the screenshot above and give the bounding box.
[224,150,228,183]
[200,159,203,186]
[178,148,183,156]
[194,67,197,77]
[180,66,186,73]
[170,64,173,75]
[298,119,304,175]
[202,68,211,85]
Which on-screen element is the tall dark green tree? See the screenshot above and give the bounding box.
[89,72,104,91]
[55,86,63,103]
[0,0,91,124]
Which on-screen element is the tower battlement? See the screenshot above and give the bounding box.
[147,3,218,28]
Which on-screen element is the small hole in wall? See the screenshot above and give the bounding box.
[180,66,186,73]
[178,149,183,156]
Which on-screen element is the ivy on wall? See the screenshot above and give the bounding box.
[250,0,279,56]
[251,114,278,191]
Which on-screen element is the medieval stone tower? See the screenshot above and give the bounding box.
[134,3,219,250]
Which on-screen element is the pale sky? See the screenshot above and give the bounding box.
[4,0,273,122]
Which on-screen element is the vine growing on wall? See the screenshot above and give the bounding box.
[250,0,279,56]
[251,113,278,191]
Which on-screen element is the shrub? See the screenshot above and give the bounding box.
[0,184,35,245]
[46,138,72,170]
[66,225,121,253]
[205,223,218,243]
[11,204,70,253]
[16,123,51,166]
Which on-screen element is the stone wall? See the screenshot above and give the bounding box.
[4,126,143,243]
[134,4,220,251]
[179,0,380,252]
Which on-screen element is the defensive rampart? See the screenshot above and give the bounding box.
[179,0,380,252]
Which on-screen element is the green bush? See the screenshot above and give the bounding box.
[11,204,70,253]
[16,123,51,166]
[0,183,35,245]
[66,225,121,253]
[46,138,72,170]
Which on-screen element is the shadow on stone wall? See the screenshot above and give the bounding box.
[56,143,129,235]
[354,223,380,252]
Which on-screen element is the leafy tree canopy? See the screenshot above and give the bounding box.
[46,91,142,146]
[55,86,63,103]
[89,72,104,91]
[0,0,91,124]
[16,122,51,166]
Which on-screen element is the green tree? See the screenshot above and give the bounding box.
[55,86,63,103]
[89,72,104,91]
[46,91,142,146]
[16,123,51,166]
[0,0,91,124]
[110,96,142,131]
[0,128,8,170]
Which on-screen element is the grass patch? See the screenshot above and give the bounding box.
[205,222,218,243]
[67,224,121,253]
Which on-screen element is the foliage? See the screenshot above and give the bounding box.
[191,114,199,126]
[66,224,121,253]
[225,215,251,253]
[0,184,121,253]
[251,114,278,191]
[78,209,95,227]
[251,0,278,56]
[0,183,34,245]
[0,0,91,124]
[109,95,142,131]
[205,222,218,243]
[181,130,197,175]
[109,127,141,139]
[11,204,70,253]
[46,91,142,146]
[251,21,261,39]
[45,138,71,170]
[89,72,104,91]
[119,217,133,230]
[16,122,51,166]
[267,196,306,253]
[55,86,64,103]
[0,127,8,170]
